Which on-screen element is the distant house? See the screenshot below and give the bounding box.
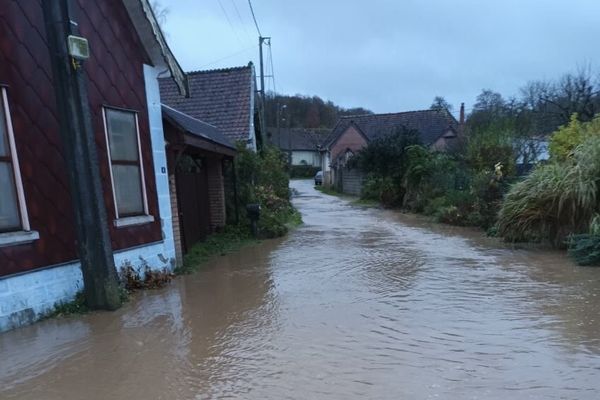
[161,105,236,263]
[0,0,186,331]
[159,64,259,151]
[322,109,462,193]
[267,127,330,167]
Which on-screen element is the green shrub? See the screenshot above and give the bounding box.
[549,114,600,162]
[434,205,465,225]
[567,234,600,266]
[426,190,477,226]
[403,146,461,211]
[469,167,511,229]
[258,207,301,238]
[47,292,89,317]
[423,196,450,216]
[466,129,516,177]
[232,144,299,238]
[177,225,256,274]
[360,175,383,201]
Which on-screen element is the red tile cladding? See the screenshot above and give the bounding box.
[0,0,162,277]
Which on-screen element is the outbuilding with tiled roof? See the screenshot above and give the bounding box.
[161,104,237,262]
[159,64,258,150]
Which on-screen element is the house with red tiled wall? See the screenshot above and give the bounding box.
[0,0,188,332]
[321,109,463,194]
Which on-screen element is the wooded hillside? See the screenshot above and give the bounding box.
[264,93,372,129]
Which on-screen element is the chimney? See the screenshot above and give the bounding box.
[459,103,465,125]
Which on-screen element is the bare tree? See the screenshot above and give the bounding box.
[546,68,600,122]
[430,96,453,112]
[151,1,169,28]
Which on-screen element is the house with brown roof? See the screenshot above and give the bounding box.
[159,64,259,151]
[267,127,331,166]
[322,109,462,194]
[0,0,187,331]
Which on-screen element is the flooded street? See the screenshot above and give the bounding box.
[2,179,600,399]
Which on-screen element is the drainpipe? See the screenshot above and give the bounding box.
[42,0,121,310]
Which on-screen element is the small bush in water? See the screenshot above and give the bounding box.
[567,234,600,266]
[567,215,600,266]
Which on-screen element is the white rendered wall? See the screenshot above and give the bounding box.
[291,151,321,166]
[143,64,176,265]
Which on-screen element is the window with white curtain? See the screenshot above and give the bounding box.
[103,107,148,218]
[0,86,30,233]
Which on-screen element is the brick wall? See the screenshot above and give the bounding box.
[330,125,368,163]
[168,173,183,266]
[206,158,226,230]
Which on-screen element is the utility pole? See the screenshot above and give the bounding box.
[276,101,281,149]
[42,0,121,310]
[287,106,292,165]
[258,36,270,147]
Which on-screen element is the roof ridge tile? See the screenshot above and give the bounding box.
[185,65,252,75]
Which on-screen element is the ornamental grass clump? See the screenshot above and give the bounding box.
[497,136,600,247]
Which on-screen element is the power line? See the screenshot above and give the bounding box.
[230,0,252,38]
[199,46,256,69]
[217,0,243,45]
[247,0,262,37]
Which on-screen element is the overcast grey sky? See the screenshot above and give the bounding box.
[159,0,600,118]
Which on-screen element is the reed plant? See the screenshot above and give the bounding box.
[497,136,600,246]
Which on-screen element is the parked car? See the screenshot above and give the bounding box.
[314,170,323,185]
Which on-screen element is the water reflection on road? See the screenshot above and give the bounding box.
[1,179,599,399]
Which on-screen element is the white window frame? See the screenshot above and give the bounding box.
[102,106,153,228]
[0,86,39,246]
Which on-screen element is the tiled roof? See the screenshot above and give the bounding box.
[327,109,459,148]
[161,104,234,150]
[159,64,254,143]
[267,127,331,151]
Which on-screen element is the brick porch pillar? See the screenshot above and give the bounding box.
[168,173,184,266]
[206,157,226,231]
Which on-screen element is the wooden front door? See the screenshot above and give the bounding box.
[176,156,210,253]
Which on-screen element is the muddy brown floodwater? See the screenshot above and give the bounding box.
[2,180,600,399]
